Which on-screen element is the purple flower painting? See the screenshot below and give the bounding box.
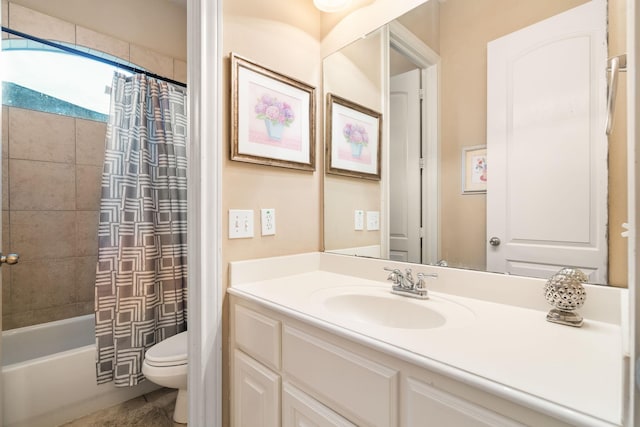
[255,94,295,126]
[343,123,369,146]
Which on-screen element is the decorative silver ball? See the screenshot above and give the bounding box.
[544,268,587,311]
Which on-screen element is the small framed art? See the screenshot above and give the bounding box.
[461,145,487,194]
[230,53,316,171]
[326,93,382,180]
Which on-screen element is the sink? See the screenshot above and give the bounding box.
[311,286,475,330]
[323,293,446,329]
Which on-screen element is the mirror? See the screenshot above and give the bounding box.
[323,0,628,286]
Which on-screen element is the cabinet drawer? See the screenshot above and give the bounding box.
[404,377,524,427]
[234,305,281,370]
[283,382,357,427]
[283,325,398,427]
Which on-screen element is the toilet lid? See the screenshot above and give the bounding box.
[145,331,188,367]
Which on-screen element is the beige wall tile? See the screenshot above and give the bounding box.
[10,211,76,260]
[76,118,106,166]
[9,108,75,163]
[174,59,187,84]
[3,264,11,315]
[130,44,174,79]
[2,0,8,28]
[8,262,31,312]
[77,210,99,256]
[76,255,96,304]
[30,303,79,326]
[2,106,7,156]
[2,210,9,256]
[3,106,8,211]
[76,164,102,211]
[9,3,75,44]
[77,300,94,316]
[76,26,130,61]
[19,258,77,310]
[10,159,75,210]
[3,156,7,211]
[3,310,34,330]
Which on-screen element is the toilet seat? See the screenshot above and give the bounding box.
[144,331,187,367]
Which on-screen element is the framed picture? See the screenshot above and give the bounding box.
[230,53,316,171]
[461,145,487,194]
[326,94,382,180]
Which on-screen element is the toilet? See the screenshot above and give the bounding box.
[142,331,188,424]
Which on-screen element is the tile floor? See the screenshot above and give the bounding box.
[59,388,184,427]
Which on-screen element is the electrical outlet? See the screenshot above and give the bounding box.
[367,211,380,231]
[354,210,365,230]
[229,209,254,239]
[261,208,276,236]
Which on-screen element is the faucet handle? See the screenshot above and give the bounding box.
[384,267,401,283]
[415,272,426,289]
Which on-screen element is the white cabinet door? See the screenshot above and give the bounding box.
[486,0,608,282]
[233,350,280,427]
[404,377,524,427]
[283,382,357,427]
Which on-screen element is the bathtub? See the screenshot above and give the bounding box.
[2,314,158,427]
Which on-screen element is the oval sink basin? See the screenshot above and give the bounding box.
[323,293,446,329]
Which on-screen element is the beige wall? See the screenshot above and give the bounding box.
[222,2,322,423]
[222,1,322,274]
[608,0,628,287]
[323,31,383,252]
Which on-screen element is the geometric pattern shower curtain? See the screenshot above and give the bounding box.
[95,73,188,386]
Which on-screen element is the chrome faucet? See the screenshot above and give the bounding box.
[384,267,437,299]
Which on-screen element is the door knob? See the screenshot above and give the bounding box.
[489,237,501,246]
[0,253,19,265]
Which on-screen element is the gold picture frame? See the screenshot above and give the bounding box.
[230,53,316,171]
[461,145,487,194]
[325,93,382,180]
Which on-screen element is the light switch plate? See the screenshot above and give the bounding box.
[261,208,276,236]
[367,211,380,230]
[229,209,254,239]
[354,210,365,230]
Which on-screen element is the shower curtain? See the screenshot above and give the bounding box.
[95,73,188,386]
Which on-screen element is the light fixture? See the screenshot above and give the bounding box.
[313,0,352,13]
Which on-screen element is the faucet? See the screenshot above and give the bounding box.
[384,267,437,299]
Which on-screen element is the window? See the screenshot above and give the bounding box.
[2,37,134,122]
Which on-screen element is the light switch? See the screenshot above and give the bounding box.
[354,210,364,230]
[367,211,380,231]
[229,209,254,239]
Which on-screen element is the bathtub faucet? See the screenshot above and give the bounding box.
[384,267,437,300]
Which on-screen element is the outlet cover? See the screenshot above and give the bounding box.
[261,208,276,236]
[229,209,254,239]
[367,211,380,231]
[354,210,365,230]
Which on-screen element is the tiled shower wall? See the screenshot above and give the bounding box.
[2,107,105,329]
[1,2,187,330]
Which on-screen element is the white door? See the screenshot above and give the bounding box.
[389,69,421,263]
[486,0,608,282]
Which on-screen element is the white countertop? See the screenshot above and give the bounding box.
[228,253,626,427]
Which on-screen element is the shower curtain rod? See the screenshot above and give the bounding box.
[1,26,187,88]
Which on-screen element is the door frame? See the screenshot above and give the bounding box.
[188,0,223,426]
[385,21,440,265]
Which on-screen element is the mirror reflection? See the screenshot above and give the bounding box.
[323,0,628,287]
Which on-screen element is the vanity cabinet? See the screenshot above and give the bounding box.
[230,297,576,427]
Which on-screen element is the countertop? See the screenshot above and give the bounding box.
[228,253,626,427]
